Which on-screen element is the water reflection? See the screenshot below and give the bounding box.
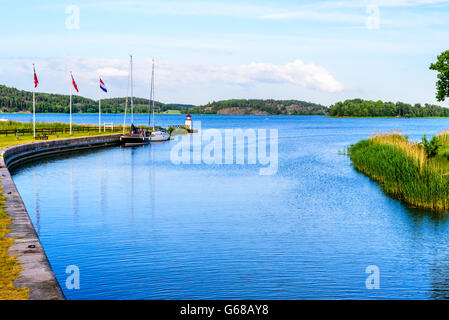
[99,153,107,226]
[33,167,40,235]
[149,144,155,220]
[405,206,449,225]
[401,207,449,299]
[431,255,449,300]
[130,147,135,221]
[70,158,79,221]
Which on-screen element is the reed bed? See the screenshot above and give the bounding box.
[350,131,449,211]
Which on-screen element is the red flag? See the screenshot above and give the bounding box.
[71,73,79,93]
[33,65,39,88]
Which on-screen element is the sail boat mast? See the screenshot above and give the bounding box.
[148,58,156,130]
[152,58,155,131]
[146,58,170,142]
[119,54,151,146]
[130,54,134,124]
[123,55,132,134]
[148,59,152,127]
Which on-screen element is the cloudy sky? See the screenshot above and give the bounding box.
[1,0,448,106]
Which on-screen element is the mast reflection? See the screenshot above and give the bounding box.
[70,158,79,220]
[33,167,40,235]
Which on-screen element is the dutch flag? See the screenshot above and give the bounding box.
[100,78,107,93]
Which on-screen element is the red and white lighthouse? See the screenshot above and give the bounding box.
[185,114,192,130]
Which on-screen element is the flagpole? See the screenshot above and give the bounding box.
[99,98,101,133]
[32,64,36,138]
[123,57,131,135]
[33,89,36,137]
[70,73,72,136]
[99,79,101,133]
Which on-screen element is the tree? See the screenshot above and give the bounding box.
[429,50,449,102]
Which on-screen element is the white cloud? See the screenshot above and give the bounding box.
[7,57,344,98]
[184,60,345,93]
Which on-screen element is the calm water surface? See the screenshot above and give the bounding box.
[8,113,449,299]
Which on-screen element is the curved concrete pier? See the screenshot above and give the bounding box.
[0,134,122,300]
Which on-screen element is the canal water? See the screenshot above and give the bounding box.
[8,113,449,299]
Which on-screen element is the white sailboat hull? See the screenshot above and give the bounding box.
[151,131,170,142]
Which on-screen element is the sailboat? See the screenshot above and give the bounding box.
[120,55,151,146]
[148,58,170,142]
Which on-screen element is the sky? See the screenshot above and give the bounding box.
[0,0,449,106]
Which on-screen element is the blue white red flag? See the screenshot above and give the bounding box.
[100,78,107,93]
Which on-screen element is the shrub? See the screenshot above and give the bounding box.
[419,134,441,158]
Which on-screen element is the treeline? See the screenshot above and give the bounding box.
[329,99,449,117]
[190,99,328,115]
[0,85,193,113]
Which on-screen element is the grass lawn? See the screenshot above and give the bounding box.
[160,109,182,114]
[0,120,131,149]
[0,130,120,149]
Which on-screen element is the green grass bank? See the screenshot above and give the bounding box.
[349,132,449,211]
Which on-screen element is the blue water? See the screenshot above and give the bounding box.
[8,113,449,299]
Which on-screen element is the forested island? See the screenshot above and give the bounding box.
[188,99,327,115]
[329,99,449,117]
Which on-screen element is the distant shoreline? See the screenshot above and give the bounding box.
[0,112,327,117]
[4,113,449,118]
[328,116,449,119]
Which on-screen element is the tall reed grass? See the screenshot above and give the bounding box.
[350,131,449,211]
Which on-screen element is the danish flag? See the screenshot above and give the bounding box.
[71,73,79,93]
[33,65,39,88]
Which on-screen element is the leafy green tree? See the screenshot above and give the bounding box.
[429,50,449,102]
